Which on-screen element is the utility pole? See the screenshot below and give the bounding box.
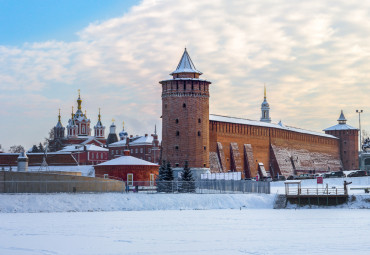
[356,109,363,151]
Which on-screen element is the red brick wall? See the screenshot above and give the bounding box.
[209,121,341,177]
[94,165,159,184]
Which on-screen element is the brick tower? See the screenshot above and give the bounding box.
[324,110,359,170]
[159,48,211,176]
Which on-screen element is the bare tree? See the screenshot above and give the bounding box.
[9,145,25,153]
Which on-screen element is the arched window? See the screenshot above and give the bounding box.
[183,103,186,108]
[176,131,180,136]
[175,119,179,124]
[198,118,201,123]
[198,131,201,136]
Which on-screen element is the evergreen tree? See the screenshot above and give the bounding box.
[31,145,39,153]
[163,162,174,192]
[38,143,44,153]
[179,161,196,193]
[156,160,166,192]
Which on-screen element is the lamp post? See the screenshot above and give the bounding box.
[356,109,363,151]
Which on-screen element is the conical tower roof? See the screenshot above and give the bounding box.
[337,110,347,124]
[170,48,202,75]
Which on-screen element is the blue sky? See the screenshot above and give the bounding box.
[0,0,369,152]
[0,0,139,45]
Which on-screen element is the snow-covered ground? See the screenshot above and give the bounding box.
[1,209,370,255]
[0,193,275,213]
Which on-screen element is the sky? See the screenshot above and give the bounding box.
[0,0,369,152]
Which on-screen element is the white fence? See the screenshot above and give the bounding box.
[201,172,242,180]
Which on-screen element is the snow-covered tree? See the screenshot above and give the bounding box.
[179,161,196,193]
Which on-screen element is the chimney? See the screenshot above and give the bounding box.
[123,149,130,156]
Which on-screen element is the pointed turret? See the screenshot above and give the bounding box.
[106,119,118,145]
[260,85,271,123]
[337,110,347,124]
[67,106,78,138]
[170,48,202,78]
[54,109,65,139]
[94,108,105,138]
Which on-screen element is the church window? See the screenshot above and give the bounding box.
[101,153,103,159]
[82,126,85,133]
[140,148,143,153]
[264,112,267,118]
[135,148,138,153]
[184,83,186,90]
[92,153,94,159]
[148,148,151,153]
[130,149,133,154]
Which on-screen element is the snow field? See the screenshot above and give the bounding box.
[1,209,370,255]
[0,193,275,213]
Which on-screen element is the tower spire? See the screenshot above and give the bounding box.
[77,89,82,110]
[260,85,271,123]
[98,108,101,121]
[58,108,61,122]
[71,106,74,118]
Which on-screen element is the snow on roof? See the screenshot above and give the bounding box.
[209,114,337,139]
[130,135,153,145]
[323,124,358,131]
[59,144,108,152]
[96,155,158,166]
[170,48,202,75]
[109,140,127,147]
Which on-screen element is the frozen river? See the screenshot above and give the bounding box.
[1,209,369,255]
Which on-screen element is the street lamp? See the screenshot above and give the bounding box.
[356,109,363,151]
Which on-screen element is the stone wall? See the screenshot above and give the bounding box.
[0,171,124,193]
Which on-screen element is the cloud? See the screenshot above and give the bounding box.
[1,0,370,150]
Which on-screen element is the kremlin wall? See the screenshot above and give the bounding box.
[160,49,359,179]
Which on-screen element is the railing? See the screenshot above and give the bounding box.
[127,180,270,194]
[286,187,346,196]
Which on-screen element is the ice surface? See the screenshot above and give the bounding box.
[0,209,370,255]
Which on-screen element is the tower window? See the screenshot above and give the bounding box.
[176,131,180,136]
[184,84,186,90]
[198,118,201,123]
[198,131,201,136]
[175,119,179,124]
[183,103,186,108]
[204,146,206,150]
[175,163,179,167]
[164,104,167,109]
[203,164,206,167]
[175,146,179,150]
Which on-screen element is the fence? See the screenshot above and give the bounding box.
[0,180,125,193]
[127,180,270,194]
